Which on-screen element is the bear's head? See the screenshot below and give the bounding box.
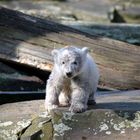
[52,46,88,78]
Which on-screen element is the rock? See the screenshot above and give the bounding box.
[21,117,52,140]
[52,110,140,140]
[0,100,45,140]
[51,90,140,140]
[0,90,140,139]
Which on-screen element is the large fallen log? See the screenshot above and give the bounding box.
[0,7,140,90]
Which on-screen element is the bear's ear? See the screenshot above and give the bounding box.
[51,49,58,57]
[82,47,89,55]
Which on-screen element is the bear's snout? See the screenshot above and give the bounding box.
[66,72,73,78]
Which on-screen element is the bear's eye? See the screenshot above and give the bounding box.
[73,61,77,65]
[62,61,65,64]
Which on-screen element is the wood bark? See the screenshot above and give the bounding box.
[0,7,140,90]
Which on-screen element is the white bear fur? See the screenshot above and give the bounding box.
[45,46,99,113]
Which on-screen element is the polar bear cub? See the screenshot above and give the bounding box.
[45,46,99,113]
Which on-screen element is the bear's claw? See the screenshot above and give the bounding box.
[69,103,87,113]
[45,104,58,113]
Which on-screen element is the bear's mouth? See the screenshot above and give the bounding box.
[66,75,73,78]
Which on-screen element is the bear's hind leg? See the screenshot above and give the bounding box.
[59,91,70,107]
[88,92,96,105]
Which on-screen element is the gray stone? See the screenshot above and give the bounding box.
[0,100,45,140]
[0,90,140,139]
[51,109,140,140]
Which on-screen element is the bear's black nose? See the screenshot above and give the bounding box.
[66,72,72,77]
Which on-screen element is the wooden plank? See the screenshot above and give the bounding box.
[0,7,140,90]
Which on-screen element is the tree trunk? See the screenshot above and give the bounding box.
[0,7,140,90]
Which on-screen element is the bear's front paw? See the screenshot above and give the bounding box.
[69,103,87,113]
[45,104,58,113]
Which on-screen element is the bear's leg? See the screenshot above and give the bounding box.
[45,84,59,112]
[88,93,96,105]
[59,91,70,107]
[69,87,89,113]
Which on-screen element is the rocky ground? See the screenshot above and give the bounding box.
[0,90,140,140]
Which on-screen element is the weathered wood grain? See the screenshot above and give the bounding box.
[0,7,140,90]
